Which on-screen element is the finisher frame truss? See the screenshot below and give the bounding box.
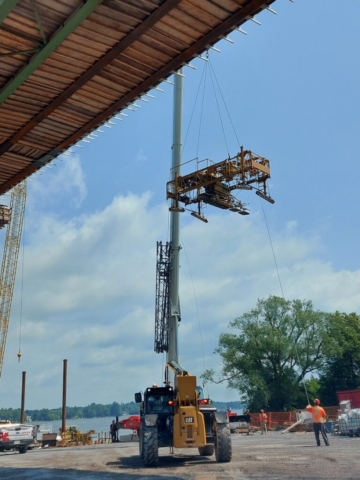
[166,147,274,218]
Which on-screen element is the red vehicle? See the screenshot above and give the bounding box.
[118,416,141,431]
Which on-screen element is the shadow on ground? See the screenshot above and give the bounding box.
[114,453,214,470]
[1,468,183,480]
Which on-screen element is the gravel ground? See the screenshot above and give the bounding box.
[1,431,359,479]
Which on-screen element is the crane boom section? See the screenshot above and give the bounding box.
[0,181,26,378]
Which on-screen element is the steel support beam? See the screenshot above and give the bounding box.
[0,0,275,195]
[0,0,181,155]
[0,0,105,105]
[58,0,275,148]
[0,0,19,25]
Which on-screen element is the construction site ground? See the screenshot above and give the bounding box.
[1,431,359,479]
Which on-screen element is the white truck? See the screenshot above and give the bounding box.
[0,422,35,454]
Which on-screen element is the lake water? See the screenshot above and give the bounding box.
[36,415,134,436]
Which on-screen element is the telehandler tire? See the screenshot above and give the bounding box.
[214,423,232,463]
[139,426,144,459]
[198,445,215,456]
[142,425,158,467]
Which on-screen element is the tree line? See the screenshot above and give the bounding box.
[202,296,360,412]
[0,400,243,423]
[0,401,138,423]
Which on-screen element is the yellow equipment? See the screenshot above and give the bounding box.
[166,146,274,221]
[172,372,207,448]
[135,360,231,466]
[0,181,26,378]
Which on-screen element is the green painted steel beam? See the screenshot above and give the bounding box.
[0,0,104,104]
[0,0,20,24]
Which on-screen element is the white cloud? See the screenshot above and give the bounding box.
[1,160,360,409]
[134,149,147,163]
[28,155,87,209]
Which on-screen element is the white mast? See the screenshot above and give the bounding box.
[167,68,183,365]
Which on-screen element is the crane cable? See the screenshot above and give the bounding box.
[207,57,230,158]
[17,211,26,363]
[208,58,242,151]
[180,233,210,398]
[166,59,214,397]
[259,198,310,405]
[184,55,311,404]
[172,52,248,397]
[206,55,310,405]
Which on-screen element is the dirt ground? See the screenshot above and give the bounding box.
[1,431,359,479]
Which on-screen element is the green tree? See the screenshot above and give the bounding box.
[202,296,328,411]
[110,402,121,417]
[318,312,360,405]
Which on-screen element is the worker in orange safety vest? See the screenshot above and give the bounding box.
[306,399,330,446]
[259,409,267,435]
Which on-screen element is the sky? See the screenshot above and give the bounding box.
[1,0,360,410]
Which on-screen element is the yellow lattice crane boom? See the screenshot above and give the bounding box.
[0,181,26,378]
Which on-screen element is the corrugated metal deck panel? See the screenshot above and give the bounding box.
[0,0,275,194]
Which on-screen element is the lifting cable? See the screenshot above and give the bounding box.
[167,61,208,237]
[208,58,242,152]
[259,198,310,405]
[180,233,209,397]
[195,58,207,159]
[17,212,26,363]
[180,58,208,163]
[207,57,230,158]
[167,59,220,397]
[192,54,311,404]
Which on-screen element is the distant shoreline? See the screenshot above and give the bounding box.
[0,400,243,423]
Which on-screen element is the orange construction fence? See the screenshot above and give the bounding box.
[248,406,338,430]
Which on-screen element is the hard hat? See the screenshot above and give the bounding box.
[152,383,158,388]
[260,409,264,413]
[314,398,320,405]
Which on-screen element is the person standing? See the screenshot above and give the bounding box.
[110,420,117,443]
[259,409,267,435]
[306,399,330,446]
[244,409,251,435]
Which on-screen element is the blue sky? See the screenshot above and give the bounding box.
[1,0,360,410]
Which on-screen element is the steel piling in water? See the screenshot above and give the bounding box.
[20,371,26,423]
[62,359,67,437]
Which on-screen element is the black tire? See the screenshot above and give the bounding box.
[139,425,144,459]
[19,446,27,454]
[215,424,232,463]
[0,447,5,452]
[142,425,158,467]
[198,445,215,456]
